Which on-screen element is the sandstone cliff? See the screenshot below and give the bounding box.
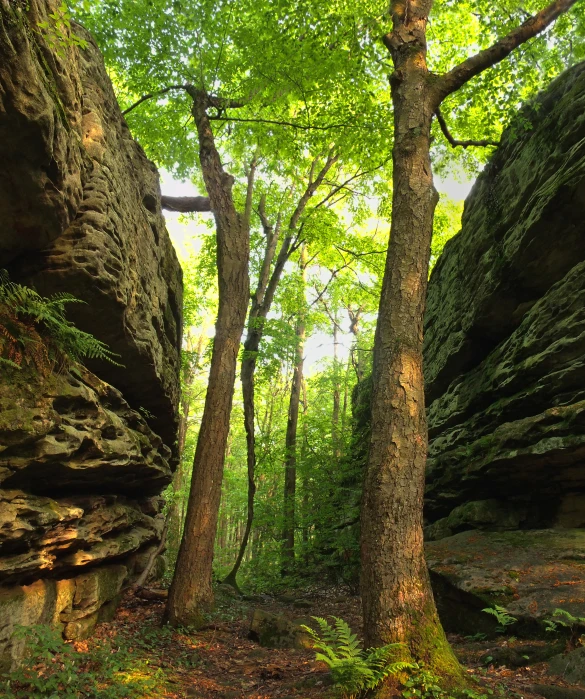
[424,60,585,536]
[0,0,180,668]
[0,0,182,450]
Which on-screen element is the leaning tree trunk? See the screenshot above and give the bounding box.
[282,244,307,569]
[165,93,250,627]
[360,0,462,686]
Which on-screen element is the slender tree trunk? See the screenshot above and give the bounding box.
[224,154,338,586]
[331,315,341,460]
[282,244,307,568]
[167,333,205,556]
[222,346,257,588]
[348,306,365,382]
[360,0,461,684]
[165,92,251,627]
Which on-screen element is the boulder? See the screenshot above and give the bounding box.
[0,1,182,451]
[248,610,312,649]
[424,61,585,526]
[0,0,179,667]
[550,647,585,686]
[426,529,585,637]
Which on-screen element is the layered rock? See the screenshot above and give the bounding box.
[0,0,180,668]
[0,365,171,667]
[424,61,585,531]
[1,0,182,449]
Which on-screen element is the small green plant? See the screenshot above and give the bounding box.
[0,270,121,372]
[465,632,488,642]
[544,608,585,647]
[482,605,517,633]
[301,616,410,698]
[37,1,88,58]
[138,406,157,420]
[402,664,493,699]
[1,624,163,698]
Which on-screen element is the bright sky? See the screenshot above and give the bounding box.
[161,172,475,373]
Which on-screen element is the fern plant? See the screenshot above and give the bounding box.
[301,616,410,698]
[544,608,585,647]
[481,605,517,633]
[0,270,121,373]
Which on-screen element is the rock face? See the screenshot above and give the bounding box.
[0,365,171,668]
[0,1,179,669]
[0,0,182,450]
[424,61,585,531]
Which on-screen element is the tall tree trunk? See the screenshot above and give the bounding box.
[282,244,307,568]
[360,0,461,683]
[360,0,576,685]
[167,333,205,557]
[331,315,341,460]
[165,91,251,627]
[224,154,339,587]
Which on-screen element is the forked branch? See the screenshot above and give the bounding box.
[436,0,580,100]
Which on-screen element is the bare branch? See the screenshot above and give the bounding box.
[289,151,340,231]
[436,0,580,101]
[122,85,188,116]
[434,108,499,149]
[161,195,212,212]
[208,114,351,131]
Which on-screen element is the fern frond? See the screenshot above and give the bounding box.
[0,270,122,372]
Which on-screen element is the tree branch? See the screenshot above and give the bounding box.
[161,195,212,212]
[434,108,499,149]
[208,114,351,131]
[122,85,188,116]
[288,151,340,231]
[436,0,580,101]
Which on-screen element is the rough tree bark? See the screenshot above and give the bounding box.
[361,0,579,688]
[282,243,308,568]
[165,89,253,627]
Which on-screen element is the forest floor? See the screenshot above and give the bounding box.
[12,585,585,699]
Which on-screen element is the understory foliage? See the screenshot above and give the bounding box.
[0,270,119,372]
[301,616,409,698]
[2,625,163,699]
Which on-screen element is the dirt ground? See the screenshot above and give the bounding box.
[68,585,585,699]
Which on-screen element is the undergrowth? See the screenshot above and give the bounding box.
[302,616,497,699]
[1,624,164,698]
[0,270,120,373]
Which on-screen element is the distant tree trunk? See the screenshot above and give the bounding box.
[361,0,576,687]
[347,306,365,382]
[224,154,338,588]
[282,244,307,568]
[331,314,341,460]
[167,333,205,556]
[300,378,310,561]
[165,90,253,627]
